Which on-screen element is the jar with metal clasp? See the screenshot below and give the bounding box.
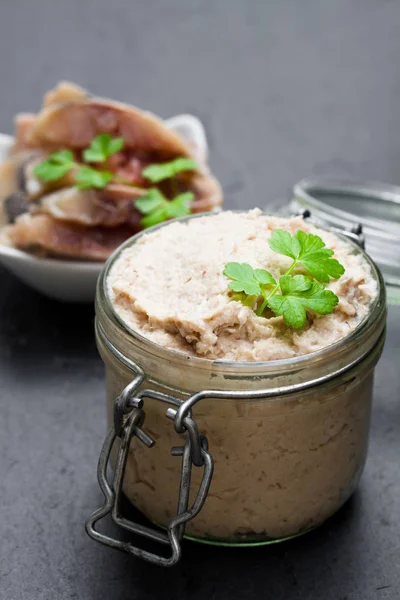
[86,200,388,567]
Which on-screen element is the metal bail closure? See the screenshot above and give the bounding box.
[86,339,380,566]
[295,208,365,249]
[85,381,214,567]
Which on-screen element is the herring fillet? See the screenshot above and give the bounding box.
[39,187,143,228]
[6,213,135,261]
[1,81,223,260]
[26,98,194,156]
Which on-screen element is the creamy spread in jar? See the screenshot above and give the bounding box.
[92,210,385,548]
[108,209,377,361]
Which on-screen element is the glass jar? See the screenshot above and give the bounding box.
[86,215,386,566]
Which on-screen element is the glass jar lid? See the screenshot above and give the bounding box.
[290,178,400,304]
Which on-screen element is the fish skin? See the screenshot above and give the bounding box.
[0,159,18,225]
[27,98,193,157]
[6,213,138,261]
[5,192,30,223]
[12,113,37,153]
[42,81,89,108]
[11,83,89,154]
[38,187,143,228]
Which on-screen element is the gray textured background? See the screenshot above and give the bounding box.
[1,1,400,599]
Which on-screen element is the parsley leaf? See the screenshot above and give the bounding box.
[269,229,345,283]
[83,133,124,163]
[33,138,197,221]
[295,230,325,254]
[224,229,346,329]
[166,192,194,218]
[140,208,168,229]
[33,147,114,190]
[269,229,302,259]
[75,167,113,189]
[135,189,166,214]
[142,158,198,183]
[223,263,276,296]
[136,190,193,228]
[299,251,345,283]
[33,150,75,182]
[279,274,313,294]
[35,135,124,190]
[267,277,339,328]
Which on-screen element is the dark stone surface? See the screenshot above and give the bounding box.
[0,1,399,598]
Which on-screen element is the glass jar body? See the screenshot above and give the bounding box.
[98,324,384,545]
[95,216,386,545]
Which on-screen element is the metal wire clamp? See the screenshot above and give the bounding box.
[87,303,379,566]
[85,378,214,567]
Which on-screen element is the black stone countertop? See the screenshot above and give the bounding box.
[0,2,399,599]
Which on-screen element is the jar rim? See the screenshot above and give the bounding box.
[291,178,400,298]
[97,210,386,376]
[293,177,400,236]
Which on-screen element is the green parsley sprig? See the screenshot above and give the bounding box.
[83,133,124,163]
[135,157,197,227]
[223,229,345,329]
[34,136,198,227]
[34,134,124,190]
[142,158,197,183]
[135,188,194,228]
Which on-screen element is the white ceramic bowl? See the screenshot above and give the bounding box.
[0,115,209,303]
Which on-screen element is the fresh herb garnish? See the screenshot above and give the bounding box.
[268,229,345,283]
[266,275,339,328]
[142,158,197,183]
[74,166,114,189]
[135,189,193,228]
[223,262,276,296]
[224,229,345,329]
[33,134,121,190]
[136,157,198,228]
[34,136,198,227]
[83,133,124,163]
[33,150,75,182]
